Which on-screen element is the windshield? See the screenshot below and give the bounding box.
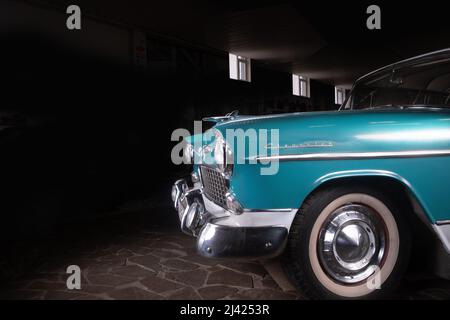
[343,57,450,110]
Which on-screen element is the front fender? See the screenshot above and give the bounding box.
[230,157,448,224]
[312,169,433,222]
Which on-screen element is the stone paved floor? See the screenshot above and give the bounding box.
[0,206,301,300]
[0,207,449,300]
[0,231,299,300]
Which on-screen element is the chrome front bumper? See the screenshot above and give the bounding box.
[171,179,290,259]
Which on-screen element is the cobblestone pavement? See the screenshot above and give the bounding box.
[0,207,449,300]
[0,206,302,300]
[0,230,299,300]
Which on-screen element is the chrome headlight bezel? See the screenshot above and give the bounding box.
[183,143,194,164]
[213,130,233,177]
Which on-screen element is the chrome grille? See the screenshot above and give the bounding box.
[200,166,229,207]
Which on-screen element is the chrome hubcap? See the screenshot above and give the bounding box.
[318,204,386,284]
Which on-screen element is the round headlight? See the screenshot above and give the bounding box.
[213,130,233,176]
[225,192,243,215]
[183,143,194,164]
[214,140,225,168]
[224,143,234,176]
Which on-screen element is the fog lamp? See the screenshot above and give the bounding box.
[225,192,243,215]
[191,172,199,183]
[185,200,204,232]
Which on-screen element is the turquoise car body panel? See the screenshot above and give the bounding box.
[189,109,450,223]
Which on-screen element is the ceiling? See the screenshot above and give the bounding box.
[27,0,450,86]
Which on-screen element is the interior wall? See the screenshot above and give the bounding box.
[0,0,131,65]
[0,1,338,226]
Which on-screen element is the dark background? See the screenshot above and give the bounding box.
[0,0,449,239]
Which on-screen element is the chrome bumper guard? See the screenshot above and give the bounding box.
[172,179,288,259]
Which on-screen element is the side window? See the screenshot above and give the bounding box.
[292,75,310,98]
[229,54,251,82]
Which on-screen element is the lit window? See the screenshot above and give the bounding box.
[335,87,346,105]
[292,74,310,97]
[229,53,251,82]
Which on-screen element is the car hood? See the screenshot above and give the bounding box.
[210,109,450,161]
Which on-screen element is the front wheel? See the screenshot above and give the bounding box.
[283,185,411,299]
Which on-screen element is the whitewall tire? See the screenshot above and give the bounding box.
[283,185,411,299]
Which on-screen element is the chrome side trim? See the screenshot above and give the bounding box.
[436,220,450,226]
[213,208,298,229]
[433,224,450,254]
[254,149,450,162]
[244,208,294,213]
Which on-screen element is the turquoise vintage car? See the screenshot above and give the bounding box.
[172,49,450,299]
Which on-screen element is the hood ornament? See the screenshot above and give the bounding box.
[203,110,239,123]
